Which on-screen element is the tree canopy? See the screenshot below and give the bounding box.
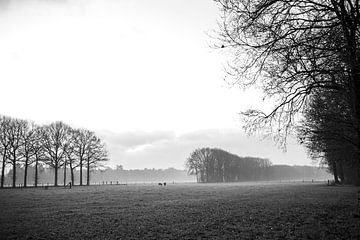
[215,0,360,184]
[186,148,271,182]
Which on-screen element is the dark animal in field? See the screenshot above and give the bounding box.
[163,182,166,186]
[158,183,163,186]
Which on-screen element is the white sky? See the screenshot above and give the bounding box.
[0,0,313,169]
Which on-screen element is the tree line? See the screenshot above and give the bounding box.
[1,165,196,185]
[0,115,108,188]
[185,148,331,183]
[214,0,360,185]
[186,148,272,183]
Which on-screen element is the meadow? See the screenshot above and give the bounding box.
[0,182,359,239]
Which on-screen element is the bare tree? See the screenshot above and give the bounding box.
[61,126,74,187]
[185,153,201,183]
[72,129,93,186]
[186,148,212,183]
[0,116,11,188]
[41,122,69,187]
[19,121,41,187]
[32,127,45,187]
[186,148,272,182]
[214,0,360,147]
[6,118,27,187]
[64,131,78,186]
[85,134,108,186]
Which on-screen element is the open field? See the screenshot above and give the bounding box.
[0,182,359,239]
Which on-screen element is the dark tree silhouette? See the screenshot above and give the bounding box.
[298,89,359,184]
[85,134,108,186]
[6,118,27,187]
[19,122,41,187]
[72,129,93,186]
[0,116,11,188]
[64,128,78,186]
[0,115,110,187]
[186,148,271,183]
[215,0,360,183]
[214,0,360,148]
[41,122,69,187]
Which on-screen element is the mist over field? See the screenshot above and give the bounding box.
[1,164,331,187]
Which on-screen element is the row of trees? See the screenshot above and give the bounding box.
[215,0,360,184]
[186,148,272,182]
[299,90,360,184]
[0,115,108,188]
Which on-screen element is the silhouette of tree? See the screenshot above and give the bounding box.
[214,0,360,149]
[19,122,42,187]
[0,116,11,188]
[0,115,109,187]
[185,148,271,182]
[6,118,27,187]
[85,134,108,186]
[298,89,359,184]
[72,129,93,186]
[41,122,70,187]
[64,128,78,186]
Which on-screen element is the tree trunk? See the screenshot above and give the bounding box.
[12,154,16,188]
[34,158,38,187]
[71,168,74,186]
[23,156,29,187]
[69,160,74,186]
[54,161,58,187]
[332,160,339,184]
[1,153,6,188]
[86,158,90,186]
[80,158,83,186]
[63,160,67,187]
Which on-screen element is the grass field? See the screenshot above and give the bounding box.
[0,182,359,239]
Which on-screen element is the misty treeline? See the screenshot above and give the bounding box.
[185,148,330,183]
[0,166,194,186]
[215,0,360,185]
[0,115,108,188]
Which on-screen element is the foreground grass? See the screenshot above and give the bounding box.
[0,182,359,239]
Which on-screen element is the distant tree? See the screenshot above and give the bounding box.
[186,149,202,182]
[31,126,46,187]
[41,122,69,187]
[72,129,93,186]
[61,126,75,187]
[85,134,108,186]
[187,148,213,182]
[186,148,272,183]
[19,121,41,187]
[6,118,27,187]
[0,116,11,188]
[64,129,78,186]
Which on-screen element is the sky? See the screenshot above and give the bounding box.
[0,0,313,169]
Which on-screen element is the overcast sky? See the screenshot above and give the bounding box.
[0,0,313,169]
